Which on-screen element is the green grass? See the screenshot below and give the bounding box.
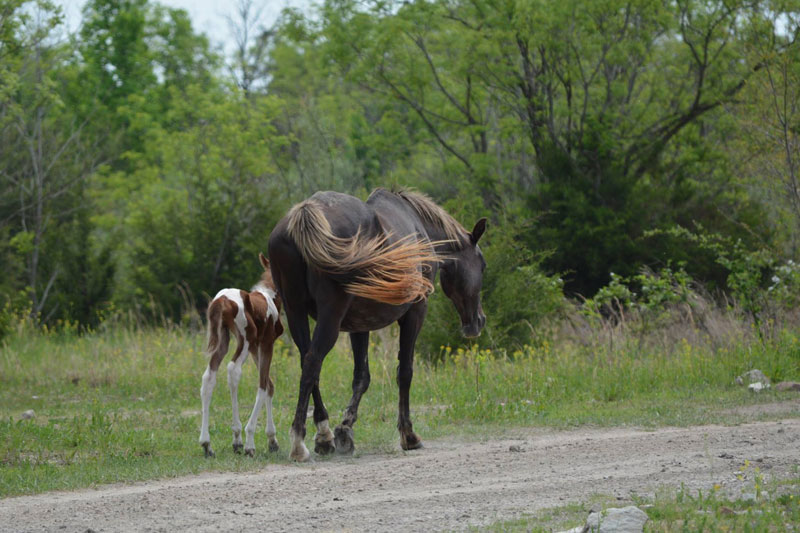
[1,323,799,497]
[481,473,800,532]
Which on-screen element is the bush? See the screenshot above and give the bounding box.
[416,217,565,360]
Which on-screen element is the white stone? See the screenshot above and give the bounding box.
[21,409,35,420]
[736,369,770,386]
[585,506,649,533]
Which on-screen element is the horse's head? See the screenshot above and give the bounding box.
[439,218,487,338]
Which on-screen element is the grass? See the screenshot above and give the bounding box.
[1,320,799,498]
[481,471,800,531]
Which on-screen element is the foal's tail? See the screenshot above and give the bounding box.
[205,298,229,360]
[286,200,439,305]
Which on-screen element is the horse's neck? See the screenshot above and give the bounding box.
[416,220,462,256]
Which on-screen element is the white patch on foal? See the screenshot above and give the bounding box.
[244,386,268,453]
[251,283,279,322]
[199,367,217,445]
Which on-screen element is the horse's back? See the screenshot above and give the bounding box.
[268,191,378,291]
[209,289,247,338]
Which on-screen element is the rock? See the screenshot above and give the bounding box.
[735,369,770,387]
[21,409,35,420]
[585,506,649,533]
[509,445,524,452]
[748,382,769,393]
[775,381,800,392]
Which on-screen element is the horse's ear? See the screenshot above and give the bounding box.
[259,252,270,270]
[470,218,487,244]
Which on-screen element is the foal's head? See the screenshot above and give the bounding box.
[258,252,276,290]
[439,218,487,338]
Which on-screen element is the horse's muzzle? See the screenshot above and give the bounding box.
[461,314,486,338]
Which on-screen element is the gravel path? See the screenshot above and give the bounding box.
[2,415,799,532]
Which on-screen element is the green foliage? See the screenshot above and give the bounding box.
[417,215,564,358]
[2,0,800,349]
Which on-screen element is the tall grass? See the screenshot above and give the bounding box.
[1,309,799,497]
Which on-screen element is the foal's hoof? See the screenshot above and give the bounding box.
[202,442,215,458]
[268,440,280,453]
[400,432,423,451]
[232,443,244,455]
[314,438,336,455]
[244,448,255,457]
[334,425,355,455]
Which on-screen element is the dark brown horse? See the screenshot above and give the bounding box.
[268,188,486,461]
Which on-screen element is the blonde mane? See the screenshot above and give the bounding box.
[381,187,468,247]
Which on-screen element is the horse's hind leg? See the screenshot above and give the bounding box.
[244,339,278,455]
[334,331,371,455]
[262,340,280,452]
[200,325,229,458]
[228,330,249,454]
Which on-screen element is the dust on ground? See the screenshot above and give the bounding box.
[2,412,799,532]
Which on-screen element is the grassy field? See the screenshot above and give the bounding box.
[1,321,799,497]
[482,474,800,531]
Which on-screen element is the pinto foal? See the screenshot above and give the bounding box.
[199,253,284,457]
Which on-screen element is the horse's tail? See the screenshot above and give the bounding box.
[286,200,439,305]
[205,298,229,359]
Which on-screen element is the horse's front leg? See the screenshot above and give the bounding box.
[334,331,370,455]
[289,294,351,462]
[397,302,426,451]
[285,304,335,456]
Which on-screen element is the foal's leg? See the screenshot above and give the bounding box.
[289,293,351,462]
[227,324,250,454]
[244,336,279,455]
[397,302,427,450]
[285,305,334,456]
[334,331,371,454]
[243,347,267,456]
[199,328,229,458]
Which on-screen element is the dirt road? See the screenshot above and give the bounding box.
[3,414,799,532]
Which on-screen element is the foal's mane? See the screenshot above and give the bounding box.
[256,267,275,291]
[382,187,468,248]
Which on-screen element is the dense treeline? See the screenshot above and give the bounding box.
[2,0,800,352]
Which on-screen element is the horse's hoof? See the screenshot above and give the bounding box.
[244,448,255,457]
[202,442,215,458]
[334,425,355,455]
[232,443,244,454]
[314,438,336,455]
[269,440,280,453]
[290,445,311,462]
[400,432,423,451]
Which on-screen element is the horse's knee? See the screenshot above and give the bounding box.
[396,366,412,388]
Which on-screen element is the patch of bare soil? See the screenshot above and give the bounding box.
[3,418,800,532]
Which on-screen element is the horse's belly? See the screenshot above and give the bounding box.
[339,299,410,332]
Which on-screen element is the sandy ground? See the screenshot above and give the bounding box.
[2,409,800,532]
